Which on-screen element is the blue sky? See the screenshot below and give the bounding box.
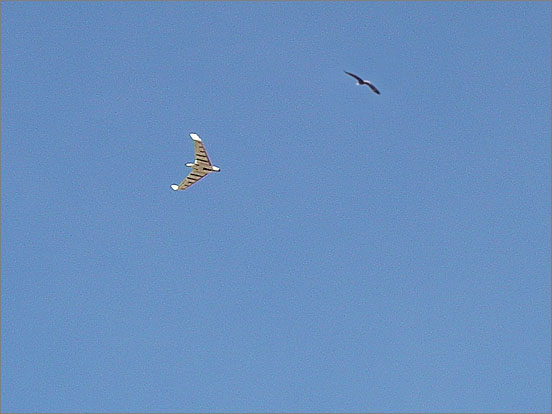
[2,2,550,413]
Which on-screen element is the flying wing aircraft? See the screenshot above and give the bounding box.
[171,133,220,191]
[344,71,381,95]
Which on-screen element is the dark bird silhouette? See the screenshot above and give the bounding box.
[344,71,380,95]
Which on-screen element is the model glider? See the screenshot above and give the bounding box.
[171,133,220,191]
[344,71,380,95]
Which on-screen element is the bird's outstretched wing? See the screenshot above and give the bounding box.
[172,168,209,191]
[191,133,212,166]
[344,71,364,83]
[366,81,381,95]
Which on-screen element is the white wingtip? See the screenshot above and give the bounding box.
[171,184,179,191]
[190,133,202,142]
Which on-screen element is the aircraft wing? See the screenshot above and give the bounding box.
[173,168,209,191]
[344,71,363,83]
[191,133,212,166]
[366,81,381,95]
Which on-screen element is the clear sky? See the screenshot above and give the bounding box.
[2,2,550,413]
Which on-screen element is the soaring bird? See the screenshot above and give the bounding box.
[171,133,220,191]
[344,71,380,95]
